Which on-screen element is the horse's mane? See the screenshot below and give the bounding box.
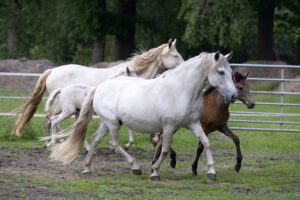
[198,52,215,66]
[129,44,168,74]
[199,52,232,71]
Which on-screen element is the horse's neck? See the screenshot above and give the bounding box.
[138,61,160,79]
[170,61,209,102]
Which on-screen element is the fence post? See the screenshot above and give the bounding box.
[280,67,284,129]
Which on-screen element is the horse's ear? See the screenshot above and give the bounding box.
[225,51,233,60]
[168,39,173,48]
[244,72,249,79]
[232,71,237,82]
[214,51,220,61]
[126,67,131,76]
[234,71,244,82]
[172,39,177,47]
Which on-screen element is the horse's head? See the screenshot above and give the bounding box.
[207,51,238,103]
[160,39,184,71]
[126,66,138,77]
[233,71,255,109]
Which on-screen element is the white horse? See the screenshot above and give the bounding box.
[13,39,184,140]
[44,67,137,148]
[49,51,237,181]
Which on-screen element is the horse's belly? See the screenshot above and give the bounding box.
[121,117,161,133]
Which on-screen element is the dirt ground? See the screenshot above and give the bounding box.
[0,146,166,199]
[0,146,154,179]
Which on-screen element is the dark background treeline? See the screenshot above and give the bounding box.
[0,0,299,65]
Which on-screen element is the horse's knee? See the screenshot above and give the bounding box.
[200,139,210,149]
[237,155,243,163]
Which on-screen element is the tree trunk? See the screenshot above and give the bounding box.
[91,0,106,64]
[7,19,18,55]
[296,38,300,64]
[115,0,136,60]
[7,0,21,56]
[257,0,275,60]
[92,38,105,64]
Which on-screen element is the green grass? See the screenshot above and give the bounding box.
[250,81,279,91]
[0,89,300,199]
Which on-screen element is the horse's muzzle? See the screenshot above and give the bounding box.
[247,101,256,109]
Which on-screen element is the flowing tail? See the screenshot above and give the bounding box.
[45,88,61,112]
[49,87,96,165]
[13,69,52,136]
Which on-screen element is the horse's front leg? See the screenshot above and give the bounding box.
[189,122,216,181]
[151,126,174,181]
[191,141,204,175]
[219,125,242,172]
[83,122,109,174]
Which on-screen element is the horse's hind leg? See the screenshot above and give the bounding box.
[169,147,176,168]
[219,125,242,172]
[109,125,141,175]
[151,126,174,180]
[48,112,72,147]
[124,128,134,150]
[83,122,109,174]
[44,113,52,148]
[191,142,204,175]
[152,144,177,170]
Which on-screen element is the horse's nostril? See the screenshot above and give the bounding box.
[231,95,237,101]
[248,102,255,108]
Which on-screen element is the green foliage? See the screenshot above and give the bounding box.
[0,0,299,64]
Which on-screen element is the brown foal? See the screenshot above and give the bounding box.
[152,71,255,175]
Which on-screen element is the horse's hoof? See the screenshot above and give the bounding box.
[150,176,161,181]
[170,160,176,169]
[192,170,198,176]
[207,173,217,181]
[235,163,241,173]
[45,142,52,148]
[82,169,91,174]
[132,168,142,175]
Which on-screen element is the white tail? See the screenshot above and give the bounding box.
[45,88,61,112]
[49,87,96,164]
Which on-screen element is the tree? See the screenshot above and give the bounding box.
[90,0,107,64]
[114,0,136,60]
[257,0,275,60]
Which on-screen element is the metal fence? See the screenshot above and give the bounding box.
[229,63,300,132]
[1,63,300,132]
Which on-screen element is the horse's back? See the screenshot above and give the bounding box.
[45,64,127,93]
[60,84,92,110]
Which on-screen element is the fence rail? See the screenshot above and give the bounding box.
[1,63,300,132]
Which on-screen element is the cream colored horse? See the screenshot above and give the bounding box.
[13,39,183,138]
[49,52,237,181]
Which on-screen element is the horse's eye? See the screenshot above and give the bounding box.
[218,71,225,75]
[174,55,179,58]
[238,86,244,90]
